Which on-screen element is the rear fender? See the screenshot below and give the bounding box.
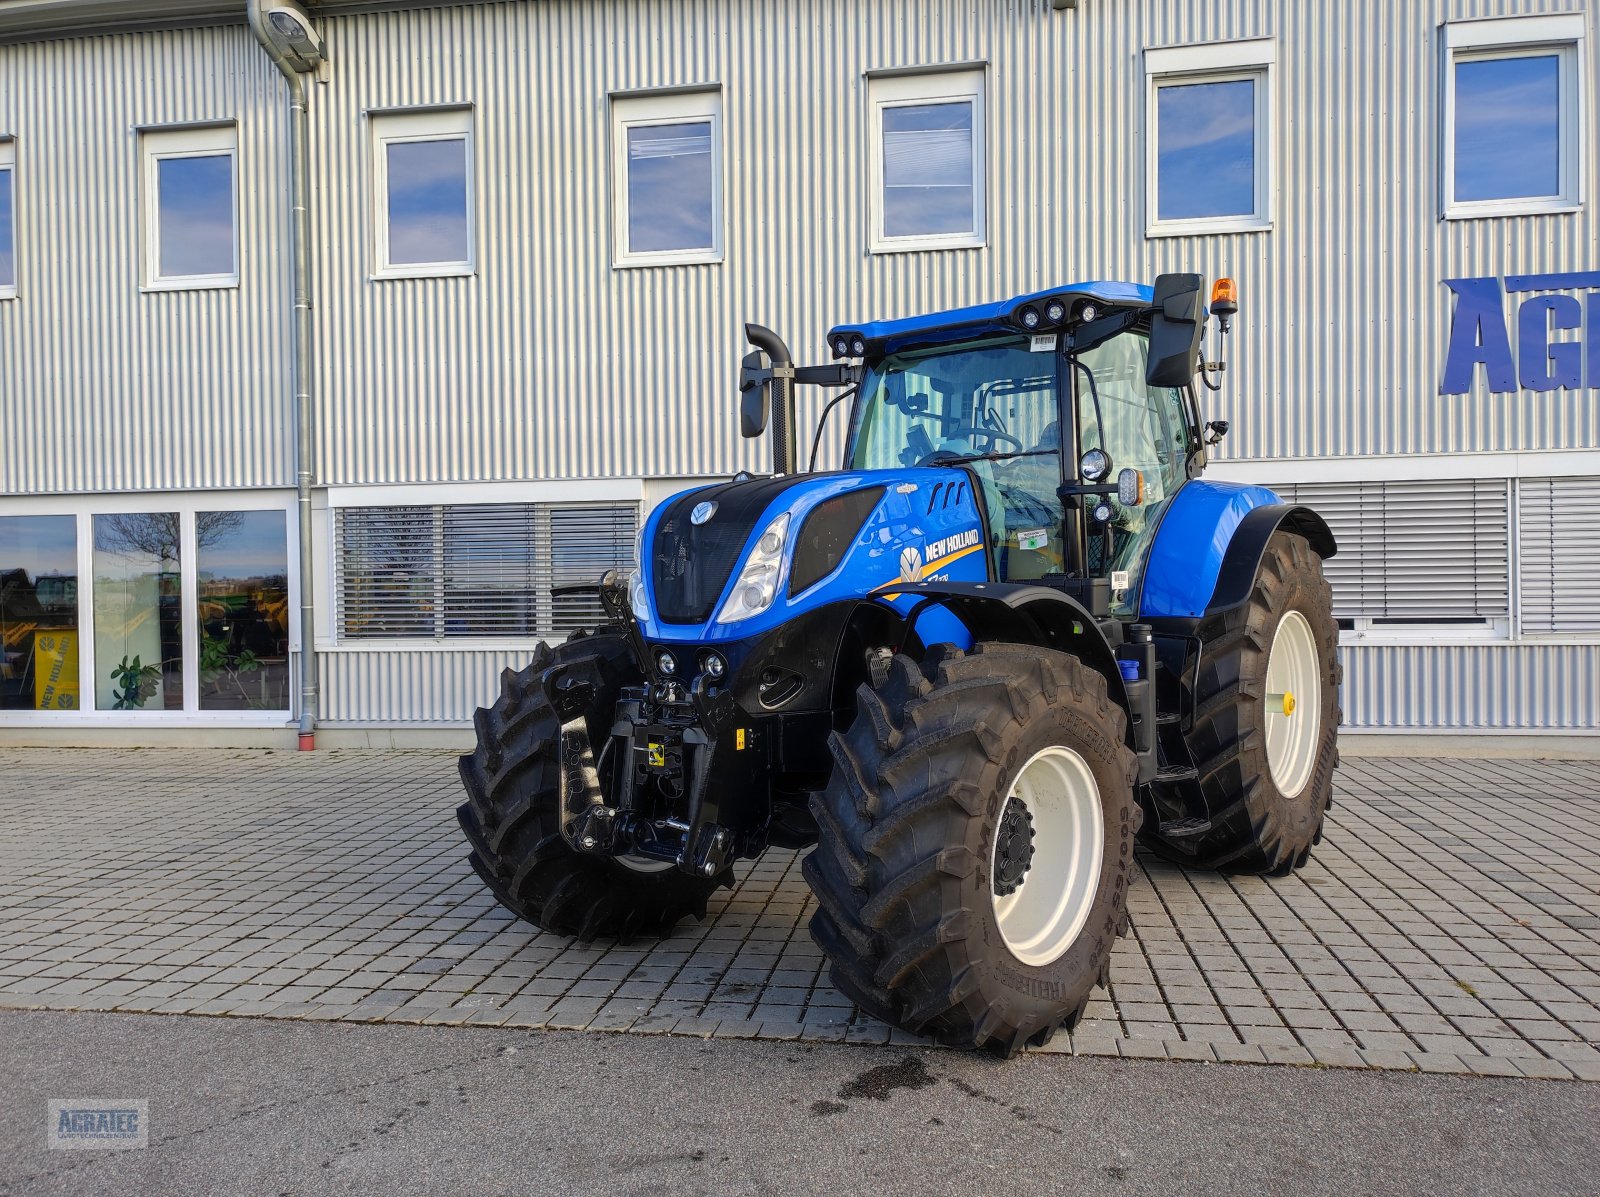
[1140,480,1336,621]
[1207,504,1336,614]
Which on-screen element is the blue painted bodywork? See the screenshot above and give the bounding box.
[1138,480,1285,619]
[635,469,989,648]
[828,281,1155,357]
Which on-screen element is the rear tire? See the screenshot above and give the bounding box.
[456,631,721,942]
[1152,530,1341,875]
[804,643,1140,1057]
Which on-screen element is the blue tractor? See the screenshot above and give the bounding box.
[458,274,1340,1055]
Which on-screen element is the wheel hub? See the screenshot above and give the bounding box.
[992,797,1035,896]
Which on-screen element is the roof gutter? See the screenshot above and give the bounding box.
[247,0,320,750]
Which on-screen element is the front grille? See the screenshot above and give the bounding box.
[651,477,800,624]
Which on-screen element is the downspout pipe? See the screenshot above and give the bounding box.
[247,1,319,749]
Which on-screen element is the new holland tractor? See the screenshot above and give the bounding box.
[457,274,1340,1055]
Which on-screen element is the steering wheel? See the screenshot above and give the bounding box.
[923,424,1024,461]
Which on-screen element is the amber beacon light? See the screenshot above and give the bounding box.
[1210,277,1239,331]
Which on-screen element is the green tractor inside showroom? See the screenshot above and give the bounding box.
[457,274,1340,1055]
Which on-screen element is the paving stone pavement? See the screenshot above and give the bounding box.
[1,748,1597,1078]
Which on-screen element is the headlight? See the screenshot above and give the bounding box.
[715,513,791,624]
[629,524,650,619]
[1019,305,1041,330]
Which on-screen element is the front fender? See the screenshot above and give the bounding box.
[885,581,1130,722]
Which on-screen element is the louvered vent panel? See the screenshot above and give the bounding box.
[1271,480,1509,621]
[1519,477,1600,636]
[337,503,636,640]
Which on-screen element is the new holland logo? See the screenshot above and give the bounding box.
[690,501,717,525]
[899,545,923,584]
[924,528,982,562]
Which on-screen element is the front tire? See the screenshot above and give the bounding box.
[804,644,1140,1056]
[456,632,721,942]
[1155,530,1340,875]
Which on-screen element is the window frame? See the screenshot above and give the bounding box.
[369,106,477,280]
[322,480,644,652]
[867,68,987,255]
[1441,15,1587,221]
[610,88,724,269]
[1143,38,1276,239]
[0,138,15,300]
[140,124,239,292]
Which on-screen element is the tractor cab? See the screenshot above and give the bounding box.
[842,318,1198,615]
[827,276,1218,621]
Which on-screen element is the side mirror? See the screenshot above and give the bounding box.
[1146,272,1206,389]
[739,348,771,439]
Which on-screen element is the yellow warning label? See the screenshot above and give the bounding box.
[736,728,746,751]
[647,742,665,768]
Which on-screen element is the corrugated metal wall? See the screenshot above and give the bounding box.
[1340,643,1600,731]
[0,24,291,494]
[315,641,1600,728]
[3,0,1594,486]
[316,647,534,724]
[302,0,1600,485]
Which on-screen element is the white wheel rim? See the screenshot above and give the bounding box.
[1264,609,1322,799]
[615,852,675,875]
[991,746,1105,968]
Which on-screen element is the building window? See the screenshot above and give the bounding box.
[196,510,291,711]
[141,125,238,289]
[336,502,637,641]
[1144,40,1275,237]
[611,90,722,267]
[0,516,79,712]
[92,513,185,710]
[1270,479,1510,639]
[371,108,474,278]
[1443,15,1586,219]
[868,69,985,253]
[0,139,14,299]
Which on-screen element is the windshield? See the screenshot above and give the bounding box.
[846,337,1058,471]
[843,329,1192,612]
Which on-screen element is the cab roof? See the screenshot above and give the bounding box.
[826,281,1154,358]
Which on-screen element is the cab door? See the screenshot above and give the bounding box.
[1075,331,1194,615]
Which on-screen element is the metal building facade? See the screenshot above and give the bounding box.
[0,0,1596,737]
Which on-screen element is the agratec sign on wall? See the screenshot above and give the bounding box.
[1442,270,1600,394]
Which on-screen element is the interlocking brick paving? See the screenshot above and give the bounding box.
[1,749,1596,1077]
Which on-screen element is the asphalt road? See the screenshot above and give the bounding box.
[1,1011,1596,1197]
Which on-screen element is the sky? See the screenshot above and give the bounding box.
[1157,78,1255,221]
[0,168,13,286]
[627,121,714,253]
[1455,54,1561,202]
[882,101,974,238]
[157,154,233,277]
[0,515,76,581]
[386,138,470,265]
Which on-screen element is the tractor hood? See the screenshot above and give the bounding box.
[635,469,991,643]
